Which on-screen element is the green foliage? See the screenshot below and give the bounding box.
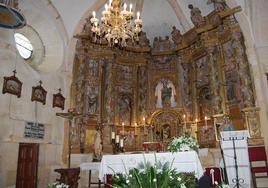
[167,135,199,152]
[111,159,197,188]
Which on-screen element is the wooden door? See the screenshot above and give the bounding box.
[16,143,39,188]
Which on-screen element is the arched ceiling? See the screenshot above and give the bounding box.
[50,0,216,41]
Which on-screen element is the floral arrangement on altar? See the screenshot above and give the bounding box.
[47,182,69,188]
[111,157,197,188]
[215,181,230,188]
[167,135,199,152]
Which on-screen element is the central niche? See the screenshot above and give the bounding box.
[155,78,177,108]
[150,110,183,148]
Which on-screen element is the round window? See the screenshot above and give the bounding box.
[14,33,33,60]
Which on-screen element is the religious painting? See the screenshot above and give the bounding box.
[118,94,132,126]
[155,79,176,108]
[197,121,216,148]
[53,89,65,110]
[119,65,132,82]
[225,71,237,101]
[2,70,22,98]
[86,59,99,78]
[31,81,47,105]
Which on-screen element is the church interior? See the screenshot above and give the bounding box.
[1,0,268,187]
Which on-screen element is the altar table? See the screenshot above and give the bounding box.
[98,151,203,181]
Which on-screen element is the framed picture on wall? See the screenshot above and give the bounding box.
[52,88,65,110]
[2,70,22,98]
[31,81,47,105]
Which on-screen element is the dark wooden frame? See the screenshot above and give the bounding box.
[31,81,47,105]
[53,89,65,110]
[2,70,22,98]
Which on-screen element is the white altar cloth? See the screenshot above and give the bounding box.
[98,151,203,181]
[80,162,101,172]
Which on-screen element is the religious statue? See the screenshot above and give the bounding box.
[153,37,160,50]
[207,0,227,12]
[84,85,98,114]
[171,26,182,45]
[138,31,150,48]
[188,4,205,27]
[161,80,172,107]
[155,79,176,108]
[162,36,172,50]
[92,126,102,162]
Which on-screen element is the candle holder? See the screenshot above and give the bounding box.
[112,135,121,154]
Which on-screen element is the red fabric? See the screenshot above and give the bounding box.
[248,146,267,161]
[204,167,222,187]
[142,142,161,152]
[251,166,268,173]
[104,174,113,188]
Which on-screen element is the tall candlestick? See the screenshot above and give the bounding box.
[183,114,186,131]
[122,122,125,135]
[116,135,119,143]
[205,116,208,129]
[120,138,124,148]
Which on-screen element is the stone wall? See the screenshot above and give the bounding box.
[0,29,66,187]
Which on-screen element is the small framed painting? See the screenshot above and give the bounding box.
[53,88,65,110]
[31,81,47,105]
[2,70,22,98]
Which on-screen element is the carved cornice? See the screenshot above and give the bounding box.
[74,6,241,65]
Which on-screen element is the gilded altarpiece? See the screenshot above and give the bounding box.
[67,5,264,156]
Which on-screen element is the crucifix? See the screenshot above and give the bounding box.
[56,109,83,168]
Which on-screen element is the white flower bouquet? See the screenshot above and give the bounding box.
[168,135,199,152]
[48,182,69,188]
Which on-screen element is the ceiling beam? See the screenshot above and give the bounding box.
[167,0,191,32]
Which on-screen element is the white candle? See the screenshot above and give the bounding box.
[120,139,124,147]
[129,4,132,12]
[122,122,125,135]
[112,132,115,139]
[134,123,137,135]
[183,114,186,130]
[137,12,140,20]
[205,116,208,129]
[210,169,215,185]
[116,135,119,143]
[92,11,96,18]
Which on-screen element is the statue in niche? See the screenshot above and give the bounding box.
[188,4,205,28]
[119,65,132,81]
[155,79,176,108]
[171,26,182,45]
[162,124,171,140]
[85,85,98,114]
[207,0,227,12]
[161,80,172,107]
[92,126,102,162]
[118,95,131,125]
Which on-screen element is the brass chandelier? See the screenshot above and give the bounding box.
[90,0,143,47]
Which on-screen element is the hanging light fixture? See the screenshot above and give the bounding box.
[0,0,26,29]
[90,0,143,47]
